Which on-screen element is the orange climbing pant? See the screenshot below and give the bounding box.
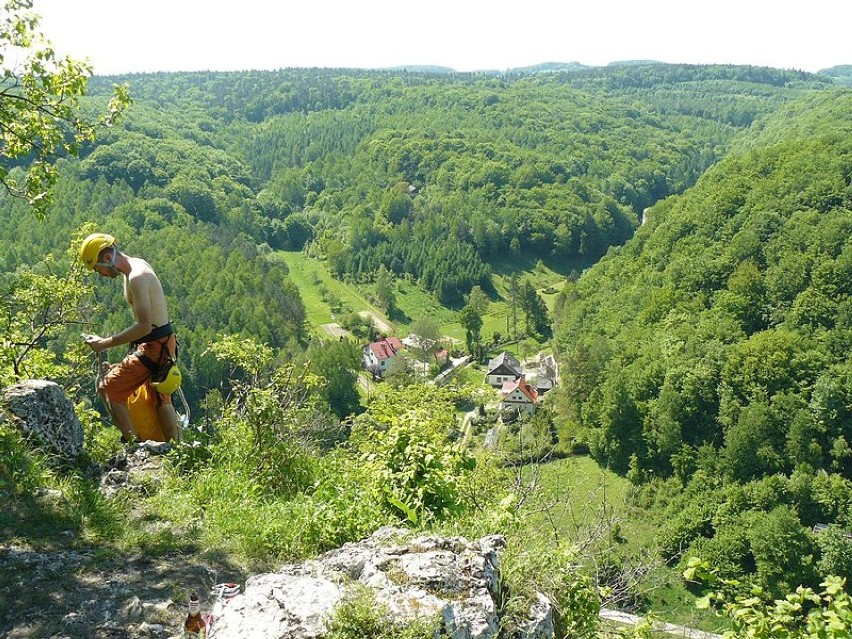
[98,335,176,404]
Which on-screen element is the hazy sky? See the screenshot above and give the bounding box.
[33,0,851,75]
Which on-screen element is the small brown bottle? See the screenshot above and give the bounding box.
[184,592,205,637]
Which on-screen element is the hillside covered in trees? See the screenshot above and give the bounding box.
[5,53,852,636]
[1,63,828,406]
[554,89,852,596]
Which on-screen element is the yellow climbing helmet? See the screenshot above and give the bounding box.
[151,364,182,395]
[79,233,116,270]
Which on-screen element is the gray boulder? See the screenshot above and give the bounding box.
[2,379,84,459]
[208,527,553,639]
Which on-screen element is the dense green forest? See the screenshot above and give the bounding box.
[5,52,852,635]
[554,90,852,596]
[1,63,827,409]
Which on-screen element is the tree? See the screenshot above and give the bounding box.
[0,0,130,217]
[458,304,483,357]
[375,264,396,315]
[410,315,441,373]
[520,280,550,336]
[508,273,520,339]
[307,339,362,420]
[0,255,93,386]
[281,213,313,250]
[464,285,490,317]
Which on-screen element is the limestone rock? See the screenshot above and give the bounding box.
[518,592,555,639]
[2,379,83,459]
[99,442,172,498]
[208,527,552,639]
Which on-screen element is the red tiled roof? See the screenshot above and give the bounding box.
[501,376,538,403]
[369,337,403,361]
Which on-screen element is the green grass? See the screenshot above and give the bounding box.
[278,250,575,345]
[510,456,725,633]
[273,249,577,362]
[393,278,457,336]
[276,251,391,336]
[516,456,637,536]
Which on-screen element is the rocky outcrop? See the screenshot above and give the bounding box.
[2,379,84,459]
[208,527,553,639]
[99,441,172,498]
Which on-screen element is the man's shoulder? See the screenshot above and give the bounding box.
[127,257,157,278]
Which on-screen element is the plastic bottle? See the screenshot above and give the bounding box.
[184,592,205,637]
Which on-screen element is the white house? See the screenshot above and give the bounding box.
[362,337,404,377]
[500,375,539,416]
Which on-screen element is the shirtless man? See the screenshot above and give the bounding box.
[79,233,180,442]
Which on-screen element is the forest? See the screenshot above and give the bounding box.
[3,20,852,635]
[553,90,852,598]
[1,62,828,405]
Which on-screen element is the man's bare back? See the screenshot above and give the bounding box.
[124,257,170,330]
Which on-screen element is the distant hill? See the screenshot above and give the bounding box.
[607,59,665,66]
[385,65,457,74]
[508,61,591,74]
[818,64,852,85]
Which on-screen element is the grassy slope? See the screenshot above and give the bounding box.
[279,249,579,345]
[277,251,389,334]
[520,457,725,633]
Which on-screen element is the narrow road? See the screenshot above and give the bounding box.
[358,310,393,334]
[600,608,722,639]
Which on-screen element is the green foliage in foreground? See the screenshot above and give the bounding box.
[685,559,852,637]
[350,385,478,524]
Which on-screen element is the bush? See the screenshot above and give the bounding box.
[816,525,852,583]
[681,526,753,583]
[350,385,477,524]
[659,501,717,562]
[686,559,852,638]
[501,540,600,639]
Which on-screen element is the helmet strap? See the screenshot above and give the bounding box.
[94,247,118,272]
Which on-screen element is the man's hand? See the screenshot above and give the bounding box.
[82,333,110,353]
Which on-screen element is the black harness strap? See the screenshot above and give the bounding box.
[131,323,178,382]
[132,323,174,346]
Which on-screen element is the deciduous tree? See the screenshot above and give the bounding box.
[0,0,130,217]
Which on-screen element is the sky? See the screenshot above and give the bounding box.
[32,0,851,76]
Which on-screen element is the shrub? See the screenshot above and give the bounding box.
[686,559,852,638]
[658,501,717,562]
[681,526,753,583]
[816,525,852,583]
[325,586,440,639]
[501,540,600,639]
[350,385,477,524]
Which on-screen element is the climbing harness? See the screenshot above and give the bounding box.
[129,323,191,430]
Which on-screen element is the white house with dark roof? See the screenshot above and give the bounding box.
[500,375,539,415]
[486,351,523,386]
[362,336,404,377]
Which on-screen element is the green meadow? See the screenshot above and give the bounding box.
[277,250,578,348]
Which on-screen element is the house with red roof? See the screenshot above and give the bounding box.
[362,336,404,377]
[500,375,539,416]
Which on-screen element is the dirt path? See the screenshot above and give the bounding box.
[358,310,393,335]
[0,542,247,638]
[321,322,352,339]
